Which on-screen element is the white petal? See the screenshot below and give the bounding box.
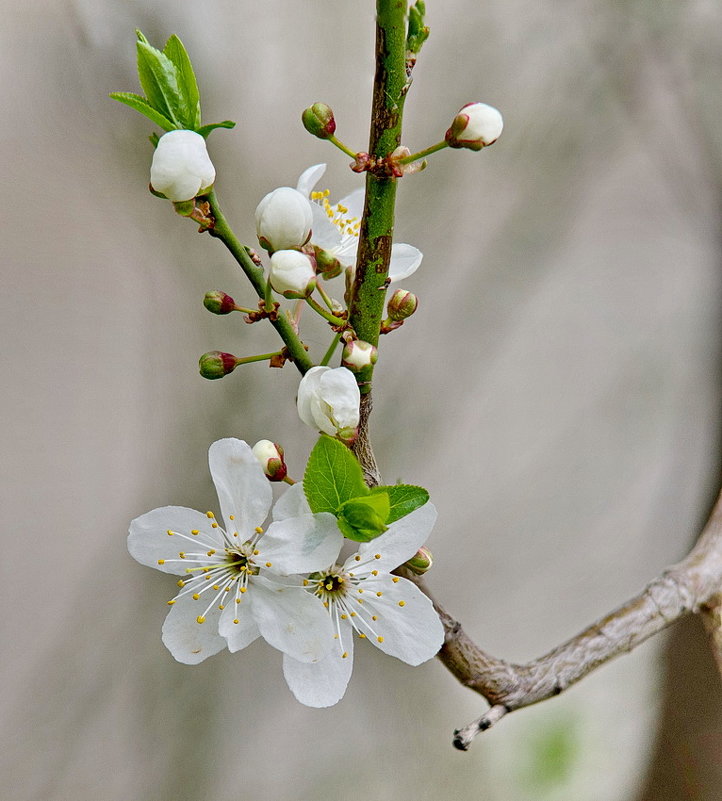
[251,577,335,662]
[317,367,360,431]
[362,576,444,665]
[128,506,223,575]
[337,187,365,220]
[272,482,311,521]
[260,513,342,574]
[296,163,327,196]
[388,243,423,283]
[297,366,329,430]
[282,623,354,707]
[310,203,343,252]
[219,597,261,652]
[161,591,227,664]
[208,438,272,535]
[356,502,437,573]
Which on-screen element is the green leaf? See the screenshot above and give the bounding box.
[304,435,368,515]
[163,35,201,129]
[196,120,237,138]
[337,493,390,542]
[109,92,176,131]
[136,39,186,127]
[407,1,430,54]
[371,484,429,524]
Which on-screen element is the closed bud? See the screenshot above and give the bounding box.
[314,246,343,279]
[255,187,313,253]
[203,290,237,315]
[198,351,239,380]
[269,250,317,298]
[445,102,503,151]
[150,130,216,202]
[405,546,433,575]
[342,339,378,372]
[301,103,336,140]
[252,440,287,481]
[297,366,360,440]
[387,289,418,321]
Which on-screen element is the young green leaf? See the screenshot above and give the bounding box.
[304,435,368,515]
[337,493,391,542]
[136,39,186,127]
[196,120,237,138]
[371,484,429,524]
[163,35,201,129]
[108,92,176,131]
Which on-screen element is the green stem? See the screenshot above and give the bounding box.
[400,140,448,164]
[305,296,345,326]
[320,331,343,366]
[327,134,358,160]
[347,0,409,393]
[207,190,313,374]
[236,350,284,365]
[315,280,336,312]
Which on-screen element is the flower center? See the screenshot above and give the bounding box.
[311,189,361,241]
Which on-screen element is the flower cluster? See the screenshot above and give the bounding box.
[128,438,443,706]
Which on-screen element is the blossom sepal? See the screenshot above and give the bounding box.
[445,102,504,151]
[252,440,288,481]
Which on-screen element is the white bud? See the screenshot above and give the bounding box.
[445,102,503,151]
[252,440,287,481]
[269,250,316,298]
[150,130,216,202]
[342,339,378,372]
[255,187,313,253]
[297,366,360,441]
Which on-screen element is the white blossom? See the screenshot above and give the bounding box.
[296,164,423,283]
[269,249,316,298]
[297,366,360,440]
[150,130,216,202]
[255,186,313,253]
[445,102,503,150]
[128,438,342,664]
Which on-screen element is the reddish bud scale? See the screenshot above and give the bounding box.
[198,351,239,380]
[203,290,237,315]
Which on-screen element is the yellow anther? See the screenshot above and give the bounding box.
[334,634,339,639]
[398,601,406,607]
[341,652,348,659]
[371,615,378,621]
[196,616,206,624]
[371,570,378,576]
[177,579,186,588]
[206,511,215,519]
[212,585,220,591]
[178,552,186,559]
[255,526,263,534]
[377,636,384,643]
[235,598,241,604]
[233,532,239,537]
[337,204,348,214]
[157,559,165,565]
[350,612,357,617]
[323,602,329,608]
[218,605,225,610]
[202,567,211,573]
[166,529,174,536]
[167,600,175,605]
[253,549,260,555]
[191,530,199,536]
[392,577,400,583]
[233,618,239,624]
[374,554,381,560]
[265,562,272,568]
[229,514,235,520]
[358,633,366,639]
[303,580,309,586]
[357,588,364,594]
[192,593,200,600]
[326,583,333,591]
[376,592,383,597]
[204,575,211,581]
[340,614,348,620]
[354,555,361,562]
[211,522,218,528]
[240,587,247,593]
[207,549,216,556]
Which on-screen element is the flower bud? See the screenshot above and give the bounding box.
[203,290,237,315]
[252,440,287,481]
[297,366,360,440]
[386,289,418,321]
[445,102,503,151]
[198,351,238,380]
[269,250,317,299]
[301,103,336,139]
[255,187,313,253]
[150,130,216,202]
[404,546,433,575]
[342,339,378,372]
[314,247,343,279]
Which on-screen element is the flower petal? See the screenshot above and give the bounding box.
[316,367,360,432]
[272,482,311,521]
[251,577,335,663]
[362,576,444,665]
[297,366,327,430]
[261,513,343,574]
[310,203,343,252]
[282,623,354,707]
[388,243,423,283]
[356,502,437,573]
[337,187,364,220]
[128,506,223,575]
[296,163,327,197]
[208,438,272,534]
[161,591,227,664]
[219,597,261,652]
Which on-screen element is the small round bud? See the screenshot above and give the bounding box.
[342,339,378,372]
[445,102,503,151]
[255,187,313,254]
[301,103,336,139]
[150,130,216,202]
[252,440,288,481]
[269,250,317,299]
[404,546,433,575]
[198,351,238,380]
[386,289,418,321]
[203,290,237,315]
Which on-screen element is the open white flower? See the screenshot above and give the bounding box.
[297,366,360,441]
[276,487,444,707]
[150,130,216,202]
[296,164,423,283]
[128,438,342,665]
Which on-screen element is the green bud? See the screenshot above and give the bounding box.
[302,103,336,139]
[387,289,418,321]
[314,246,342,279]
[203,290,237,315]
[404,546,433,575]
[338,493,391,542]
[198,351,239,380]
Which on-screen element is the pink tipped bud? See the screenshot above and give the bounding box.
[445,102,503,151]
[405,546,433,575]
[203,290,237,315]
[198,351,239,380]
[387,289,418,321]
[301,103,336,139]
[342,339,378,372]
[252,440,287,481]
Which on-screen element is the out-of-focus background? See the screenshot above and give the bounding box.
[3,1,722,799]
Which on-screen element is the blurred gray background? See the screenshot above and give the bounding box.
[2,1,722,799]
